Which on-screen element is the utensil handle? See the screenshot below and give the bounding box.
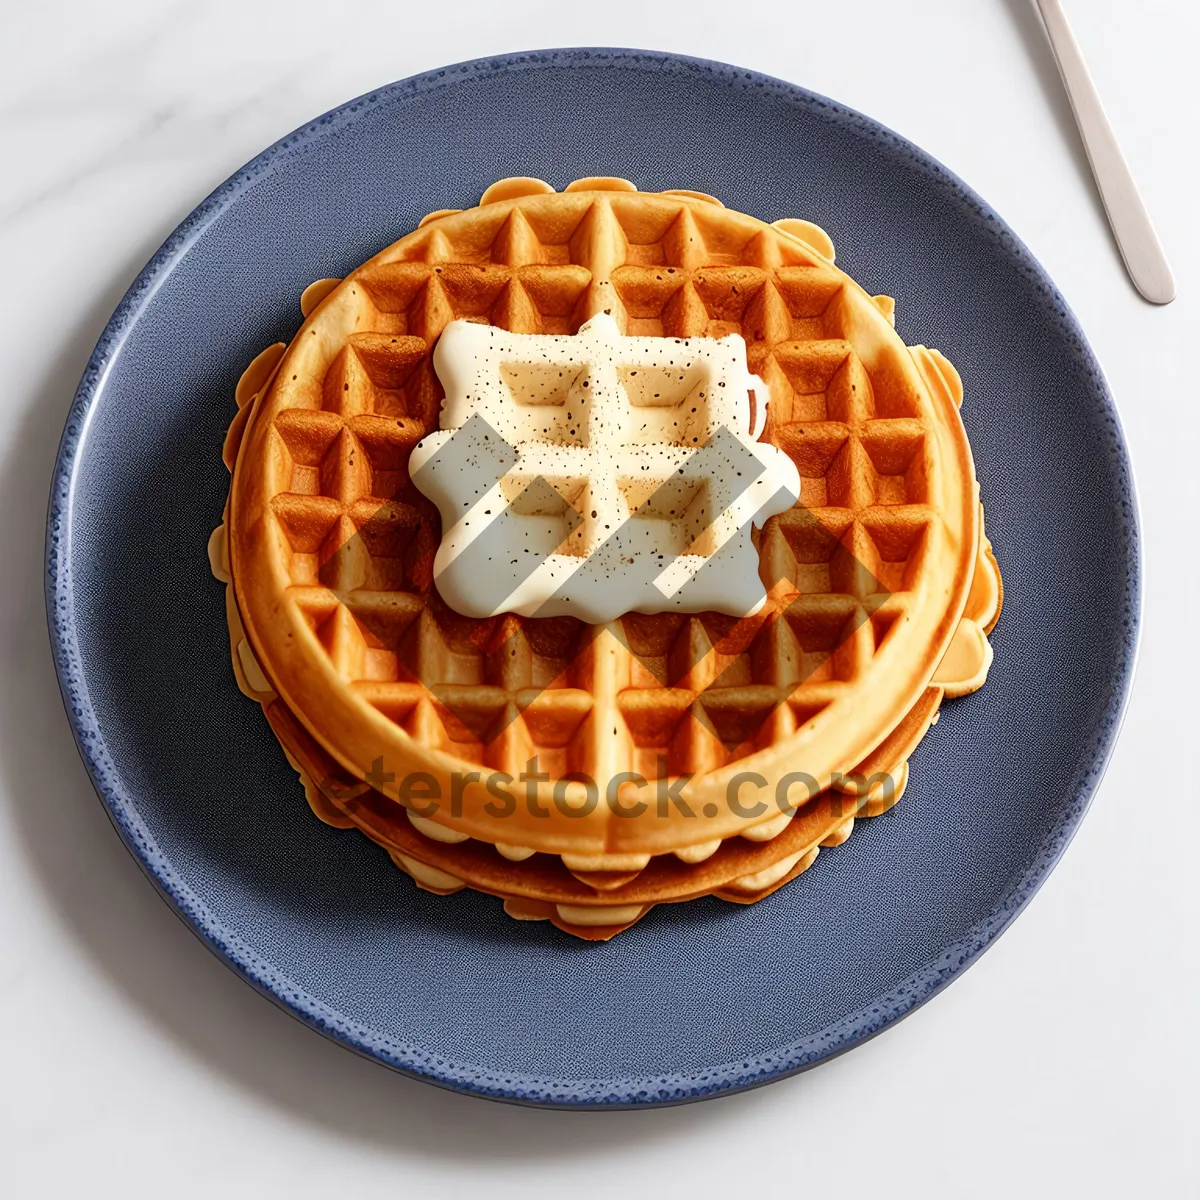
[1034,0,1175,304]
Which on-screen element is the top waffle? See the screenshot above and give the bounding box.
[227,177,982,857]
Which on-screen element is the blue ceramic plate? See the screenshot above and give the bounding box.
[46,49,1139,1107]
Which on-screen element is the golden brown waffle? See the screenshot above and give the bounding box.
[224,178,992,866]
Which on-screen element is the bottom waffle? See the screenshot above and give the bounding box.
[260,679,938,939]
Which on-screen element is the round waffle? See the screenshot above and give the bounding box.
[225,178,990,860]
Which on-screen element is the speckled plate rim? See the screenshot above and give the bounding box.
[44,47,1142,1108]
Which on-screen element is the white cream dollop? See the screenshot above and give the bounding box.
[410,313,800,623]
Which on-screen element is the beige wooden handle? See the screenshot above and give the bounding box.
[1035,0,1176,304]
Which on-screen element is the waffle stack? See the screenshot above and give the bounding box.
[212,178,1002,939]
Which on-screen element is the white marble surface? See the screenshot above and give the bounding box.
[1,1,1197,1195]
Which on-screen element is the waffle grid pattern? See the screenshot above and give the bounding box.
[259,191,940,791]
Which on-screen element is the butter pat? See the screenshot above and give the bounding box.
[410,314,800,622]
